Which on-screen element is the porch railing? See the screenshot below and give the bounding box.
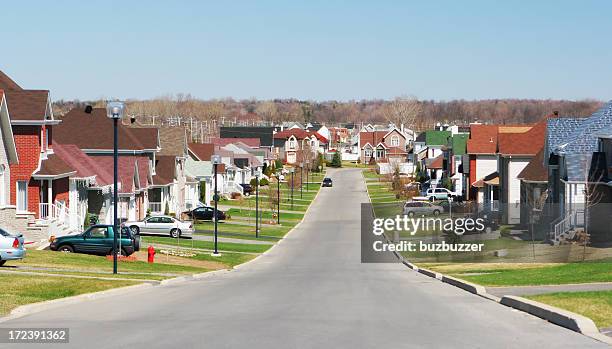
[552,209,584,241]
[38,202,68,223]
[490,200,499,212]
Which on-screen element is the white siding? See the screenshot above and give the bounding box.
[475,155,497,180]
[507,159,530,224]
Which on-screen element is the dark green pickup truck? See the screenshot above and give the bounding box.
[49,225,141,256]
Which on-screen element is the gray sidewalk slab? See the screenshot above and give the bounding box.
[487,282,612,297]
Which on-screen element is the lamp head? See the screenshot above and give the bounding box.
[106,101,126,119]
[211,155,222,165]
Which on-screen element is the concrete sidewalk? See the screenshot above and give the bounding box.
[488,282,612,297]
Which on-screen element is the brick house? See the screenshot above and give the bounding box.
[273,128,327,165]
[359,128,407,164]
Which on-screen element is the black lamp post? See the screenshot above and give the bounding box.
[276,170,281,225]
[255,168,261,238]
[299,162,303,199]
[106,102,125,275]
[289,168,295,210]
[211,154,222,256]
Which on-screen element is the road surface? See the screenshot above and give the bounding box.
[1,168,607,348]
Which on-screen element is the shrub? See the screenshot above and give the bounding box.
[330,151,342,167]
[250,178,258,186]
[231,192,242,199]
[259,178,269,186]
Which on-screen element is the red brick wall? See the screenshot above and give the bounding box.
[53,177,69,206]
[10,126,42,213]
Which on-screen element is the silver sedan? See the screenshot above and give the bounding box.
[0,228,26,266]
[124,216,194,238]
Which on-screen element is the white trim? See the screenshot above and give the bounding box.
[382,128,407,140]
[10,120,61,125]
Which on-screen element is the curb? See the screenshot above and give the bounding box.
[417,267,442,280]
[0,283,153,324]
[500,296,612,345]
[441,275,488,296]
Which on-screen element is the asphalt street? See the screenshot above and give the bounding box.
[1,168,607,348]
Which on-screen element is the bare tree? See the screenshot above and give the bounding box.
[383,95,422,141]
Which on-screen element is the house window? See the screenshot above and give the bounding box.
[376,148,385,158]
[390,135,400,147]
[17,180,28,212]
[288,139,296,149]
[364,148,372,159]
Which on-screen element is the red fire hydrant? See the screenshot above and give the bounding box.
[147,245,156,264]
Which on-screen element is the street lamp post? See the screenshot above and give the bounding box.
[305,164,309,192]
[106,102,125,275]
[255,168,261,238]
[276,170,281,225]
[289,167,295,210]
[299,162,303,199]
[211,155,222,256]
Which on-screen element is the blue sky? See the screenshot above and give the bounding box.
[2,0,611,101]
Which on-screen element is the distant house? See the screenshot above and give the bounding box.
[273,128,328,165]
[496,120,547,224]
[359,128,407,163]
[517,148,548,228]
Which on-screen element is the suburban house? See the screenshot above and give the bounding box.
[465,124,533,206]
[359,128,408,168]
[497,120,546,224]
[54,107,160,225]
[0,72,79,243]
[416,130,450,186]
[0,89,20,233]
[546,102,612,244]
[273,128,328,165]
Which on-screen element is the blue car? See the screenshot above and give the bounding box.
[0,228,26,266]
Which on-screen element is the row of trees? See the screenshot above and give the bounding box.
[52,96,602,128]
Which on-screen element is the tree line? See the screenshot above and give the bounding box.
[52,95,603,127]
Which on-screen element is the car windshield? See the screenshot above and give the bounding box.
[0,228,10,237]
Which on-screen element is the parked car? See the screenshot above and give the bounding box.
[0,228,25,266]
[425,187,458,201]
[403,201,443,217]
[322,178,333,187]
[125,215,193,238]
[49,225,140,256]
[185,206,226,221]
[240,183,254,195]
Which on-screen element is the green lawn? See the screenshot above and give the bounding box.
[0,274,137,316]
[13,250,208,275]
[341,161,370,168]
[190,252,256,268]
[226,208,305,221]
[441,262,612,286]
[143,236,271,253]
[195,221,292,239]
[527,291,612,328]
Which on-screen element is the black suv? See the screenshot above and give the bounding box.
[322,178,333,187]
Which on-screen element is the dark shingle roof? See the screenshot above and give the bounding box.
[553,101,612,155]
[0,71,23,91]
[55,108,158,151]
[4,90,50,121]
[518,148,547,182]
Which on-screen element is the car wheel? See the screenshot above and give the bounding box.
[58,245,74,253]
[130,226,139,234]
[0,260,5,267]
[170,229,181,238]
[408,211,415,218]
[433,210,440,216]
